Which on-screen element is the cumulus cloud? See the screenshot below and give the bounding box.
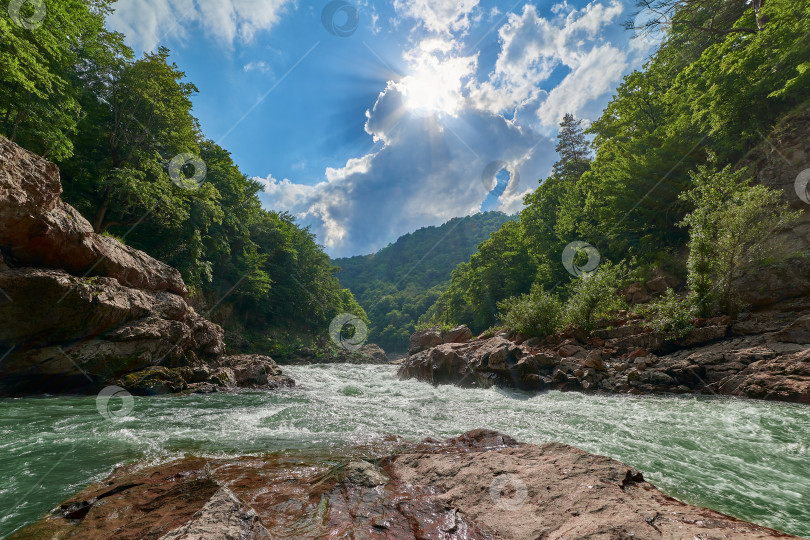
[393,0,480,34]
[537,44,627,127]
[108,0,294,51]
[257,0,640,256]
[259,81,552,256]
[469,1,627,127]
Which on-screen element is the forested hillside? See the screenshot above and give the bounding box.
[334,212,513,351]
[425,0,810,334]
[0,0,364,352]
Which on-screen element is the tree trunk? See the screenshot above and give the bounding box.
[752,0,764,32]
[93,187,113,233]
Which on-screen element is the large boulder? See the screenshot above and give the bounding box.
[441,325,473,344]
[408,328,443,355]
[0,137,187,295]
[0,136,294,396]
[218,354,295,389]
[0,268,225,395]
[399,310,810,403]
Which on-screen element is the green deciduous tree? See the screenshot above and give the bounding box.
[679,163,800,316]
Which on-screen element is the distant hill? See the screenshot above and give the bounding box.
[333,212,515,352]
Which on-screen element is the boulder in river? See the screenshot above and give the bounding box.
[399,305,810,403]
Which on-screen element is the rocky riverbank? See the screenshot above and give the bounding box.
[399,305,810,403]
[9,429,800,539]
[0,137,293,396]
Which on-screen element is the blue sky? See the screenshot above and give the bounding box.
[107,0,660,257]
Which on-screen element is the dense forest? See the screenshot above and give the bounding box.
[334,212,513,351]
[424,0,810,336]
[0,0,365,352]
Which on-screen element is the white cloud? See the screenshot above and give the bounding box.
[537,44,627,127]
[243,61,272,74]
[468,1,627,127]
[108,0,295,52]
[393,0,480,34]
[259,82,551,257]
[257,0,641,256]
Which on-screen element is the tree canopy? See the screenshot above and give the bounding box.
[0,1,364,353]
[426,0,810,333]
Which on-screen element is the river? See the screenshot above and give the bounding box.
[1,364,808,538]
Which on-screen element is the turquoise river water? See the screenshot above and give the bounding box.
[1,364,809,538]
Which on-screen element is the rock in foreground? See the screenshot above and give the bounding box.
[11,430,799,539]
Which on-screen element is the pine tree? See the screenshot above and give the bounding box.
[553,113,590,180]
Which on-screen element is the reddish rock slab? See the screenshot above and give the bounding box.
[10,430,801,540]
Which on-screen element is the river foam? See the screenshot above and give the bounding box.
[1,364,808,537]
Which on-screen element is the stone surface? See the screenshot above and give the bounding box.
[0,136,186,295]
[12,430,799,540]
[399,309,810,403]
[158,487,270,540]
[287,343,390,365]
[0,134,294,396]
[0,269,224,395]
[442,324,474,344]
[408,328,444,355]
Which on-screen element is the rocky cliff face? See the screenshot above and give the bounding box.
[0,137,292,395]
[10,430,799,539]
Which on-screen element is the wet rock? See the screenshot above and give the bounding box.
[219,354,295,389]
[159,487,270,540]
[399,312,810,402]
[343,460,389,487]
[441,325,473,344]
[409,328,444,355]
[293,343,390,365]
[119,366,188,396]
[208,368,237,389]
[14,430,799,540]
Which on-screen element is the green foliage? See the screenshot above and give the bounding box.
[679,163,801,316]
[638,288,697,338]
[334,212,513,351]
[497,284,563,338]
[563,262,629,334]
[0,0,127,159]
[0,2,364,351]
[426,0,810,332]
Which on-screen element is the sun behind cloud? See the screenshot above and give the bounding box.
[398,40,476,117]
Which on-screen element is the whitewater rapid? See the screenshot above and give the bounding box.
[1,364,808,537]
